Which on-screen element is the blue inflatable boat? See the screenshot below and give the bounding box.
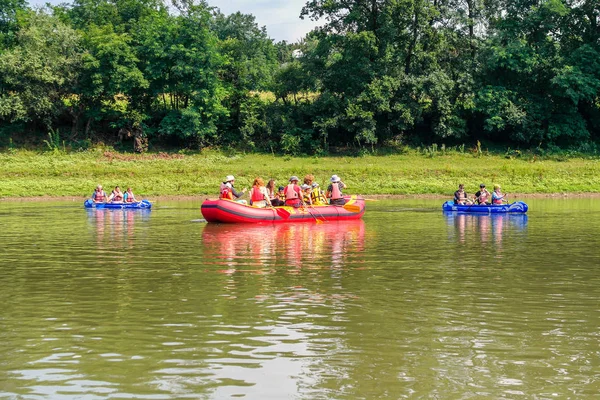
[84,199,152,209]
[442,201,528,213]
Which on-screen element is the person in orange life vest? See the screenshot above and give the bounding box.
[220,175,247,203]
[249,177,272,208]
[124,187,138,203]
[326,174,347,205]
[92,184,107,203]
[491,184,508,205]
[107,186,124,203]
[284,176,302,207]
[453,183,472,205]
[301,184,312,205]
[474,183,491,205]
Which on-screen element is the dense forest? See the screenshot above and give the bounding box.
[0,0,598,154]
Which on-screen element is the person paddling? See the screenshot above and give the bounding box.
[454,184,472,205]
[92,185,107,203]
[284,176,302,208]
[220,175,247,203]
[326,174,347,205]
[474,184,491,205]
[492,184,508,205]
[107,186,124,203]
[124,187,138,203]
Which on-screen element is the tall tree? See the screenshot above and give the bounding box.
[0,11,82,131]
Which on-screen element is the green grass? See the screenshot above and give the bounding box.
[1,147,600,198]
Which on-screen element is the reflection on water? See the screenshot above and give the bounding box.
[444,212,528,244]
[86,209,151,249]
[202,220,366,271]
[2,199,600,399]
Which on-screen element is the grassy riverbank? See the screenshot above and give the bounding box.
[1,148,600,198]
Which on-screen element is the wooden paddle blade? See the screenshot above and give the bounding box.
[343,203,361,213]
[275,207,291,219]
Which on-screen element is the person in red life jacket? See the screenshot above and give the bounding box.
[124,187,138,203]
[474,183,491,205]
[219,175,247,203]
[249,177,272,208]
[107,186,124,203]
[326,174,347,205]
[453,184,472,205]
[284,176,302,207]
[92,184,107,203]
[491,184,508,205]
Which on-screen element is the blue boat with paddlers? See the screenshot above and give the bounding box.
[84,199,152,209]
[442,201,528,213]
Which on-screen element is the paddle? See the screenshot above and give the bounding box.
[342,203,361,213]
[275,207,291,219]
[304,205,324,223]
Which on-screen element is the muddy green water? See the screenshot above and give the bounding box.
[1,198,599,399]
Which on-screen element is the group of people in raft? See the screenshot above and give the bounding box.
[219,174,348,208]
[453,183,508,205]
[91,185,139,203]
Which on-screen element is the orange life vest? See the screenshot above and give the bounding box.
[329,182,342,200]
[284,184,301,206]
[479,191,489,204]
[125,192,134,202]
[112,191,123,202]
[94,190,106,202]
[492,193,503,205]
[220,183,233,200]
[250,186,265,202]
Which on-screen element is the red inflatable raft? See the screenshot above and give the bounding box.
[201,195,365,223]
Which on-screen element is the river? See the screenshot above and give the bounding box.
[1,198,599,398]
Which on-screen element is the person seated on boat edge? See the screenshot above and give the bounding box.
[311,182,327,205]
[301,184,313,205]
[107,186,124,203]
[284,176,303,208]
[474,183,491,205]
[124,187,138,203]
[220,175,247,204]
[92,184,107,203]
[249,177,272,208]
[454,184,472,205]
[327,174,347,206]
[492,184,508,205]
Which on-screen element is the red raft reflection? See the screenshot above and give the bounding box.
[201,219,366,270]
[201,195,365,223]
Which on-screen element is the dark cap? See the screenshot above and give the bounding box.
[278,186,285,191]
[480,184,485,188]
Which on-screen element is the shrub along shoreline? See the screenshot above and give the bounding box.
[1,149,600,199]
